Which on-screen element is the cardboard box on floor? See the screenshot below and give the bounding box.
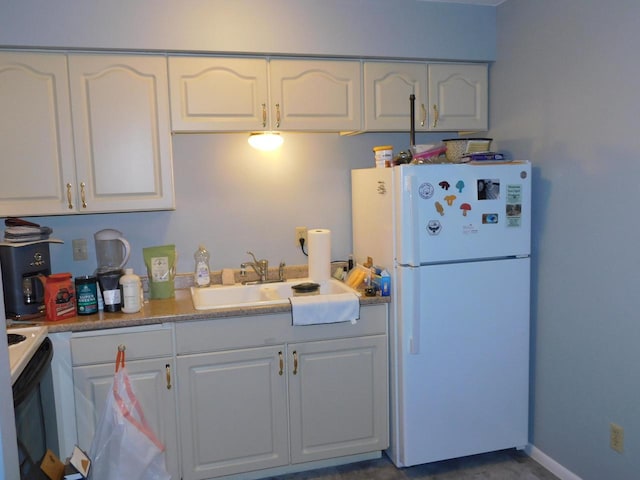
[39,446,91,480]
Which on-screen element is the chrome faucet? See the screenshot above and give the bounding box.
[240,252,286,285]
[242,251,268,283]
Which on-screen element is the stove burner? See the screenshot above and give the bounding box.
[8,333,26,346]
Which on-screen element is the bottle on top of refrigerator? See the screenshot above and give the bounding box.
[120,268,142,313]
[194,245,211,287]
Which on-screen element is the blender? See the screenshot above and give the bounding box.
[94,229,131,273]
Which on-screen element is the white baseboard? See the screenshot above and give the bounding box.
[525,444,583,480]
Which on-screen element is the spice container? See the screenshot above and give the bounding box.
[373,145,393,168]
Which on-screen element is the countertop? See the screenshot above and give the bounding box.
[20,288,389,334]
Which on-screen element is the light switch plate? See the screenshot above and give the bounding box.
[72,238,88,261]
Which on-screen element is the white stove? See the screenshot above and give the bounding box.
[7,325,48,385]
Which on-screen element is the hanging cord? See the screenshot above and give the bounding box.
[299,237,308,256]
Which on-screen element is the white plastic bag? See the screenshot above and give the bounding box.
[89,347,171,480]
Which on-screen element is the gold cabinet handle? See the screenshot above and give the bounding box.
[275,103,281,129]
[292,350,298,375]
[66,183,73,209]
[80,182,87,208]
[165,363,172,389]
[420,103,427,127]
[432,104,439,128]
[261,103,267,128]
[278,351,284,376]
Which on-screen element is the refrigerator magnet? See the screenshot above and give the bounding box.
[427,220,442,235]
[482,213,499,224]
[419,182,434,199]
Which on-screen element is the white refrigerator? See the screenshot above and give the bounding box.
[352,162,531,467]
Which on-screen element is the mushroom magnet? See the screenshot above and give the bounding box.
[460,203,472,216]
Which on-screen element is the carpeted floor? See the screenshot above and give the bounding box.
[267,449,559,480]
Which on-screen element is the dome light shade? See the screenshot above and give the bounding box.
[248,132,284,151]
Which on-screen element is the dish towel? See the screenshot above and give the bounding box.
[290,293,360,326]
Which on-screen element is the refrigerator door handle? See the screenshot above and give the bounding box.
[407,267,421,354]
[404,174,421,266]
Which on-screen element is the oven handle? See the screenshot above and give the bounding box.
[12,337,53,407]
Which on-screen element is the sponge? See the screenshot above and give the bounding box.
[221,269,236,285]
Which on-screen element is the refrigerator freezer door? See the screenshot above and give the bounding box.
[395,162,531,265]
[396,258,530,466]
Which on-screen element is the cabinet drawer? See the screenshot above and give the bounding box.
[71,327,173,366]
[176,304,388,355]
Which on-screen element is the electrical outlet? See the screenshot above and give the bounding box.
[610,423,624,453]
[72,238,88,261]
[295,226,307,247]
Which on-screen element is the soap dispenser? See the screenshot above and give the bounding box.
[194,245,211,287]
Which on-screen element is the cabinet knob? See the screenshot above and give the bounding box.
[420,103,427,127]
[80,182,87,209]
[292,350,298,375]
[275,103,281,129]
[166,363,172,389]
[66,183,73,209]
[278,351,284,376]
[261,103,267,128]
[432,104,439,128]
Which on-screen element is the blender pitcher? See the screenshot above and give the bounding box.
[94,229,131,273]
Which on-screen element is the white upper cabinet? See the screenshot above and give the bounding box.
[364,62,428,132]
[169,57,362,132]
[0,52,77,216]
[269,59,362,131]
[363,61,488,132]
[428,63,488,131]
[69,54,175,212]
[169,57,269,132]
[0,52,174,217]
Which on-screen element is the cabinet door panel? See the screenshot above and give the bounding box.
[364,62,427,131]
[270,60,361,131]
[0,52,76,216]
[289,335,388,463]
[72,358,179,479]
[177,346,288,480]
[428,63,488,131]
[69,54,174,212]
[169,57,269,131]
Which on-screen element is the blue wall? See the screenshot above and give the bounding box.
[491,0,640,478]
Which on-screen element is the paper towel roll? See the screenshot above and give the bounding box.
[308,229,331,282]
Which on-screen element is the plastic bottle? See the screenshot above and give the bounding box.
[120,268,142,313]
[194,245,211,287]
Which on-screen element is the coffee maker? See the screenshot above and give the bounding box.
[0,242,52,319]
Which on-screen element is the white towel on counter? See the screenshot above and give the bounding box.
[290,293,360,326]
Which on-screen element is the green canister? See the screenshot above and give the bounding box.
[75,275,98,315]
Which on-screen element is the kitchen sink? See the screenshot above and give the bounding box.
[190,278,359,310]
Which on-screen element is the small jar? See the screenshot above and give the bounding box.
[373,145,393,168]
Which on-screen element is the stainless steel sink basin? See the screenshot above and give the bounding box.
[190,278,359,310]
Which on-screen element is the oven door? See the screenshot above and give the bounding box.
[12,337,58,479]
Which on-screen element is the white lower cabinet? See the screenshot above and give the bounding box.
[64,305,388,480]
[69,327,180,480]
[176,305,388,480]
[177,346,289,479]
[288,336,388,464]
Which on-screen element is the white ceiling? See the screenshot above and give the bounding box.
[419,0,506,6]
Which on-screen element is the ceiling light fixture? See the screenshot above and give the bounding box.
[248,132,284,151]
